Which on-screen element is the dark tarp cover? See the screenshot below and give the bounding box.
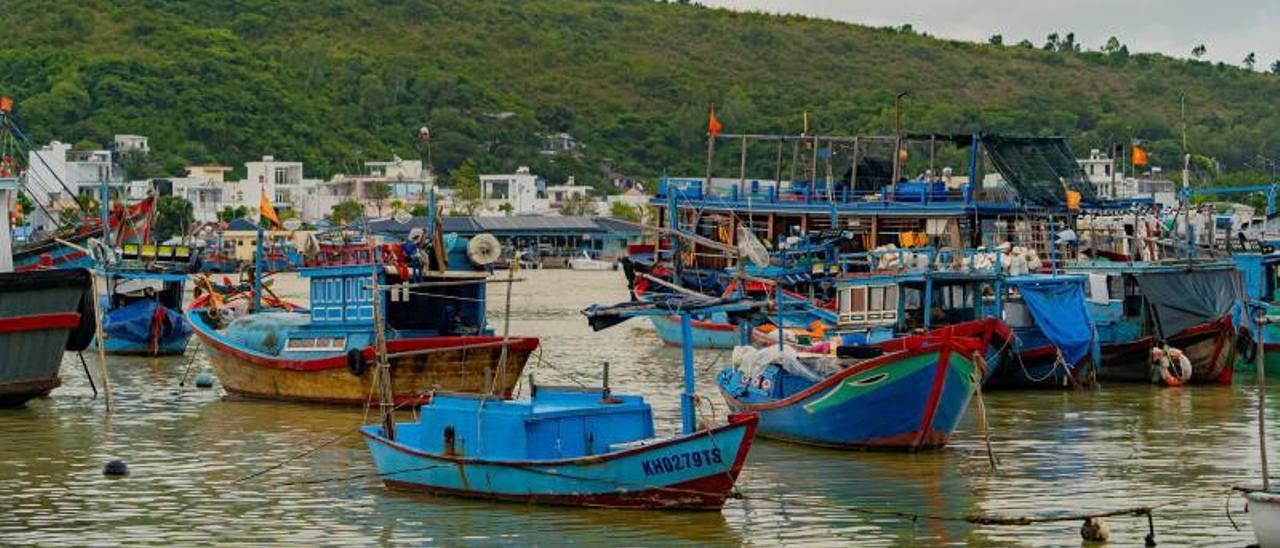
[1012,279,1097,365]
[1133,268,1244,339]
[103,298,192,345]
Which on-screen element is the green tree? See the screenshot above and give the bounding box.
[498,202,514,215]
[1103,36,1121,54]
[609,201,642,222]
[1244,52,1257,70]
[368,181,393,215]
[560,193,597,216]
[120,149,164,179]
[328,200,365,225]
[218,205,250,223]
[1192,44,1207,58]
[1272,60,1280,75]
[1043,33,1059,50]
[449,159,484,215]
[410,203,430,216]
[153,195,194,241]
[987,34,1002,46]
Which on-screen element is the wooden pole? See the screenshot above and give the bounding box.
[90,272,112,414]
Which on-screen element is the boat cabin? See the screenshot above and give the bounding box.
[834,271,1000,342]
[301,264,490,338]
[390,386,655,460]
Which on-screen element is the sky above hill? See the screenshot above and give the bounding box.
[703,0,1280,70]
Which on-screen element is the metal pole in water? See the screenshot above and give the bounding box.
[680,312,697,435]
[1259,309,1270,492]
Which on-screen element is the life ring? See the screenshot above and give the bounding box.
[346,348,367,377]
[1151,346,1192,386]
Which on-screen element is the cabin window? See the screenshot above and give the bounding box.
[838,284,897,325]
[285,336,347,352]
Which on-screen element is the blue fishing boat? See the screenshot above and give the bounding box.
[362,295,763,510]
[1230,251,1280,381]
[717,330,987,450]
[100,271,192,355]
[1064,260,1242,385]
[649,313,741,348]
[986,275,1101,388]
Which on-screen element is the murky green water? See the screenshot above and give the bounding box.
[1,270,1273,545]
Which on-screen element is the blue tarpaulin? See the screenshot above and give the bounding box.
[1013,279,1096,365]
[103,299,192,345]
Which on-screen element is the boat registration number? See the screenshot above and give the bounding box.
[641,449,722,476]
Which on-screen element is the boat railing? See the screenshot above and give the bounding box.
[833,247,1008,275]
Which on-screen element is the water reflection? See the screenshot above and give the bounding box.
[0,271,1272,545]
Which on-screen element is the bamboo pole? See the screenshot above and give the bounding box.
[90,272,112,414]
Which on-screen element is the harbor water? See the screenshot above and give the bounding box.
[0,270,1273,546]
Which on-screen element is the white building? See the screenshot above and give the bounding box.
[1077,149,1177,207]
[113,134,149,154]
[171,166,234,223]
[235,156,319,218]
[540,132,581,155]
[24,141,135,232]
[302,158,434,222]
[545,176,589,205]
[480,166,543,214]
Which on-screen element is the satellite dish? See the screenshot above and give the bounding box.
[393,210,413,225]
[737,226,770,267]
[467,233,502,266]
[283,218,302,231]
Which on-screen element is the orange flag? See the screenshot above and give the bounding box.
[1131,145,1148,167]
[259,185,280,227]
[707,103,723,137]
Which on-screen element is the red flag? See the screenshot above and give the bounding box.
[707,103,722,137]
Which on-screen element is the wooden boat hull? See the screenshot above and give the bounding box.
[361,413,757,510]
[189,310,538,405]
[719,336,983,451]
[986,343,1098,389]
[650,315,740,349]
[1091,319,1236,385]
[0,269,92,406]
[103,335,191,356]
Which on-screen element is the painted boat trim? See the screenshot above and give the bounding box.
[362,413,757,469]
[0,312,80,334]
[188,307,539,372]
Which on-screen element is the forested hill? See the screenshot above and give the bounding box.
[4,0,1280,190]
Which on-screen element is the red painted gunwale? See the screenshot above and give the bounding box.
[0,313,80,334]
[188,308,539,372]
